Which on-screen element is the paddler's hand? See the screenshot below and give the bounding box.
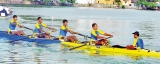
[45,32,50,35]
[74,32,78,34]
[101,36,106,39]
[53,29,57,32]
[48,27,57,32]
[20,25,24,28]
[70,31,75,34]
[110,35,113,38]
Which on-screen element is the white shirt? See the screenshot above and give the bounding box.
[0,6,3,11]
[5,7,9,14]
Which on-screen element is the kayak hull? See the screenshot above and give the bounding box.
[0,31,61,44]
[61,42,160,57]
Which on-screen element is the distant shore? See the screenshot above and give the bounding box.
[73,4,142,10]
[0,3,146,10]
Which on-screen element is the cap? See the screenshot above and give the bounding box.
[132,31,139,35]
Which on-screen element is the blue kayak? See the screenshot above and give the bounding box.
[0,31,61,44]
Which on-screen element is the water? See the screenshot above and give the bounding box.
[0,6,160,64]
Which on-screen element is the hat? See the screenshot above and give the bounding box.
[132,31,139,35]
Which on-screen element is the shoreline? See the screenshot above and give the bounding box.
[1,3,159,11]
[3,3,141,10]
[73,4,142,10]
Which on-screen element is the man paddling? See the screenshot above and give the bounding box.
[8,15,25,36]
[59,19,78,42]
[33,17,57,38]
[126,31,144,50]
[90,23,113,46]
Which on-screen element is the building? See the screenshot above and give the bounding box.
[75,0,95,4]
[94,0,131,5]
[95,0,114,5]
[121,0,131,6]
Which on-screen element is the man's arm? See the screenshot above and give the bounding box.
[61,26,76,34]
[67,28,77,34]
[98,30,113,37]
[41,23,56,31]
[16,21,23,28]
[46,26,57,31]
[133,39,138,47]
[104,33,113,37]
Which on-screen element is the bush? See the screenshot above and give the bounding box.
[88,3,92,6]
[122,5,125,9]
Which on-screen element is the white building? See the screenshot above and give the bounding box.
[75,0,95,4]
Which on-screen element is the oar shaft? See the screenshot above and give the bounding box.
[77,33,91,38]
[69,44,86,50]
[24,27,33,31]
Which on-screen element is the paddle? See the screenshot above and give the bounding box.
[111,45,126,48]
[69,36,111,50]
[23,26,33,31]
[23,26,56,37]
[77,33,91,38]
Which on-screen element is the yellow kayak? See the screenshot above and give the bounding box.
[61,42,160,57]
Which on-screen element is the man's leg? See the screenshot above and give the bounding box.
[18,30,25,36]
[95,39,108,46]
[101,39,109,46]
[70,36,78,42]
[44,34,52,38]
[38,34,46,38]
[66,36,75,42]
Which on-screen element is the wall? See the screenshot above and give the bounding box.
[95,0,114,5]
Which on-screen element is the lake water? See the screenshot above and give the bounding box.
[0,6,160,64]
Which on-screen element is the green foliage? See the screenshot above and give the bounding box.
[122,5,125,9]
[58,0,76,4]
[135,0,157,9]
[44,0,52,5]
[154,0,158,2]
[88,3,92,6]
[67,0,76,3]
[115,0,121,2]
[115,0,121,6]
[58,0,66,4]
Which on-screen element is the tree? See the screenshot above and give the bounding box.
[135,0,158,10]
[86,0,93,6]
[67,0,76,4]
[57,0,65,4]
[115,0,121,7]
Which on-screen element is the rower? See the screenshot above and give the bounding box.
[126,31,144,50]
[0,4,3,14]
[4,5,10,15]
[8,15,25,36]
[90,23,113,46]
[59,19,78,42]
[33,17,57,38]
